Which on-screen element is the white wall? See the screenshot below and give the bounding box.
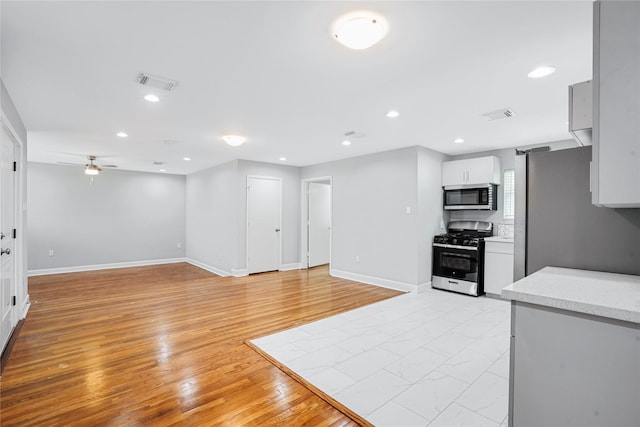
[301,146,446,292]
[417,146,449,284]
[185,160,237,275]
[27,163,186,273]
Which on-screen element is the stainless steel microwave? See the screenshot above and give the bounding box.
[443,184,497,210]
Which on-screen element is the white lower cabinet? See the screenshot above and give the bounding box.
[484,238,514,296]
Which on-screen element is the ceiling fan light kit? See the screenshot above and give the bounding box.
[85,164,101,175]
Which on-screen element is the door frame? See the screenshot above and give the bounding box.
[246,175,282,274]
[300,176,332,269]
[0,113,25,346]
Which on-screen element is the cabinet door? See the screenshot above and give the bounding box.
[592,1,640,207]
[442,159,467,186]
[484,251,514,295]
[466,156,501,185]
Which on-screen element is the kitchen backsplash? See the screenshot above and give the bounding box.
[497,223,514,237]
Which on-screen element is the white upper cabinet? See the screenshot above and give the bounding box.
[442,156,501,187]
[592,1,640,207]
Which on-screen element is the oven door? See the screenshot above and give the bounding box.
[432,243,483,296]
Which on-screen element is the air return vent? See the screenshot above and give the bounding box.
[136,73,178,91]
[481,108,516,121]
[344,130,366,139]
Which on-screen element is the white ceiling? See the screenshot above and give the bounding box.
[1,1,593,175]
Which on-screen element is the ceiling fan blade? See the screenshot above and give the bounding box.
[56,161,84,166]
[99,164,118,168]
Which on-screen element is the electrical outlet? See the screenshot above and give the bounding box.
[406,206,411,214]
[355,255,360,263]
[48,249,54,257]
[177,242,182,249]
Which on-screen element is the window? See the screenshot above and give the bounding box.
[503,169,515,220]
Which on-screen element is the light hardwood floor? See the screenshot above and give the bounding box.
[0,263,401,426]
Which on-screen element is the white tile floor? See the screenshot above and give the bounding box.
[251,288,512,427]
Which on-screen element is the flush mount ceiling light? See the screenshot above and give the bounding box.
[223,135,246,147]
[279,157,287,161]
[183,157,191,161]
[386,110,399,118]
[454,138,465,144]
[332,11,389,50]
[527,65,556,79]
[342,140,352,146]
[116,131,128,138]
[144,94,160,102]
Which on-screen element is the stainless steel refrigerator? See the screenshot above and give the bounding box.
[513,145,640,281]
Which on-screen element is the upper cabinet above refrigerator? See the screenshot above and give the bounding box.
[442,156,501,188]
[592,0,640,208]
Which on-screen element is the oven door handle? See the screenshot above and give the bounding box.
[433,243,478,251]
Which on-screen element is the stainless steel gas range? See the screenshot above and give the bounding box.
[431,221,493,297]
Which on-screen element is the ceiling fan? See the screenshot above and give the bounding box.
[57,155,118,175]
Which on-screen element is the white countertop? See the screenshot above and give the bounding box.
[502,267,640,324]
[485,236,514,243]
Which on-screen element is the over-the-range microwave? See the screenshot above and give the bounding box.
[443,184,497,210]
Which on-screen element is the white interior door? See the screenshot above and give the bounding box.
[1,124,17,353]
[247,176,281,274]
[308,182,331,267]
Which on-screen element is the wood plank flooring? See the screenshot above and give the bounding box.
[0,263,402,426]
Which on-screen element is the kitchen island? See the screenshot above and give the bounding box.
[502,267,640,427]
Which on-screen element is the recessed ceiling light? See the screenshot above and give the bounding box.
[159,169,166,172]
[116,132,128,138]
[342,140,352,146]
[222,135,247,147]
[144,94,160,102]
[183,157,191,161]
[527,65,556,79]
[454,138,465,144]
[279,157,287,161]
[332,11,389,50]
[386,110,399,118]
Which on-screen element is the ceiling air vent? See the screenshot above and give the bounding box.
[136,73,178,91]
[152,161,165,166]
[344,130,366,139]
[481,108,517,121]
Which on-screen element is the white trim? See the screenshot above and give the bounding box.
[27,258,186,276]
[185,258,230,277]
[330,268,427,293]
[20,296,30,319]
[301,176,332,269]
[279,262,301,271]
[1,113,27,340]
[231,268,248,277]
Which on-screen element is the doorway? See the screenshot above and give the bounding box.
[247,176,282,274]
[0,121,17,353]
[302,177,332,269]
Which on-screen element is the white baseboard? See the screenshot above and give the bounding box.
[330,269,423,293]
[185,259,230,277]
[280,262,301,271]
[27,258,187,277]
[416,281,432,294]
[231,268,248,277]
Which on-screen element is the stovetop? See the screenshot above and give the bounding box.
[433,220,494,247]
